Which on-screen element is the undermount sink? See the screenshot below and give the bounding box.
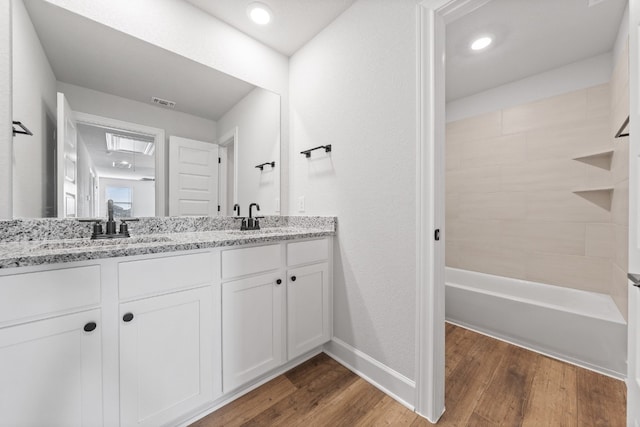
[225,228,287,235]
[37,235,173,250]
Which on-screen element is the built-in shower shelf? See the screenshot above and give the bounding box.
[572,150,614,170]
[572,187,614,211]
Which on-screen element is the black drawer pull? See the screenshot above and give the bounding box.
[276,279,282,285]
[123,313,134,322]
[84,322,97,332]
[291,276,297,282]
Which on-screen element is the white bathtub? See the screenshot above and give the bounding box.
[445,267,627,378]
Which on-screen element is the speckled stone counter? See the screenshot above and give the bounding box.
[0,216,336,269]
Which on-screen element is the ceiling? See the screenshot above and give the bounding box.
[78,123,156,180]
[24,0,256,121]
[183,0,356,56]
[446,0,627,102]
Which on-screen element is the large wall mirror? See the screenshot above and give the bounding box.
[12,0,281,219]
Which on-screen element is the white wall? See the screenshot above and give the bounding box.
[217,88,280,215]
[99,177,155,217]
[446,53,613,122]
[290,0,417,380]
[12,0,57,218]
[0,0,12,219]
[42,0,290,214]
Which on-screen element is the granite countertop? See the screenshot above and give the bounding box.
[0,216,336,269]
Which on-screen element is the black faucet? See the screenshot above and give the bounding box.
[79,199,138,239]
[249,203,260,219]
[233,204,241,216]
[246,203,262,230]
[105,199,117,235]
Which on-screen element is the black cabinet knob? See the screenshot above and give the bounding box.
[84,322,97,332]
[123,313,134,322]
[276,279,282,285]
[291,276,297,282]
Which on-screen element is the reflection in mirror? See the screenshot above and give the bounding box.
[77,124,156,218]
[11,0,281,219]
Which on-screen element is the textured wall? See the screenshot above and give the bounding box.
[290,0,417,379]
[446,84,622,297]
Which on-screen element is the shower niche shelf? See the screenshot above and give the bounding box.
[572,150,614,170]
[572,187,614,211]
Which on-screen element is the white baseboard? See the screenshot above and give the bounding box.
[323,337,416,410]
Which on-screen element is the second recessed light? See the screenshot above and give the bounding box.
[471,36,492,51]
[247,2,272,25]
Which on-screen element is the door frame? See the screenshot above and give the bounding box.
[218,126,239,216]
[74,112,166,217]
[414,0,492,422]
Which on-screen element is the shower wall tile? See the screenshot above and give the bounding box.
[458,192,526,220]
[446,82,628,300]
[456,240,526,279]
[501,221,585,256]
[446,110,502,144]
[611,264,628,320]
[525,253,611,294]
[502,90,587,135]
[501,159,586,192]
[460,134,526,169]
[587,84,611,119]
[525,119,611,162]
[585,223,616,258]
[526,191,611,223]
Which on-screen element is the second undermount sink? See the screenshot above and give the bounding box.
[225,228,288,235]
[37,235,174,250]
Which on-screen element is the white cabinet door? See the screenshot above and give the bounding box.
[0,309,102,427]
[120,286,214,427]
[222,272,284,392]
[287,263,330,359]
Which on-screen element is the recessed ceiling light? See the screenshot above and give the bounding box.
[471,36,492,51]
[247,2,272,25]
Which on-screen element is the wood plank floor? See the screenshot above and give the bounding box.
[190,324,626,426]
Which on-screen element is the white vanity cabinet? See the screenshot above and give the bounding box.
[286,239,331,360]
[221,238,331,392]
[222,271,285,392]
[119,286,214,427]
[0,266,103,427]
[0,234,332,426]
[117,252,218,427]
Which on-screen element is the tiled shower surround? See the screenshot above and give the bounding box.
[446,45,629,318]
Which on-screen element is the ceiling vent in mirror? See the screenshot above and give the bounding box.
[587,0,609,6]
[112,160,132,169]
[151,96,176,109]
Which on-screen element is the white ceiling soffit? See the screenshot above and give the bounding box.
[446,0,627,102]
[184,0,356,57]
[24,0,256,121]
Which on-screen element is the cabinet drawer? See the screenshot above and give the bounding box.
[287,239,329,267]
[119,252,213,300]
[221,244,281,279]
[0,265,100,326]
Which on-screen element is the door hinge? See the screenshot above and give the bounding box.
[434,229,440,241]
[218,157,221,164]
